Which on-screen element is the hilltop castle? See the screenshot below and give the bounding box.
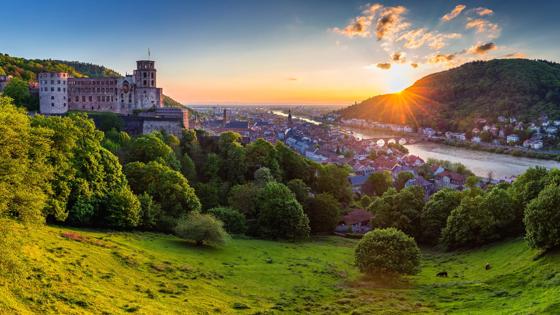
[39,60,163,115]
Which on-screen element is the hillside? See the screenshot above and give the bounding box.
[2,225,559,314]
[339,59,560,131]
[0,53,185,108]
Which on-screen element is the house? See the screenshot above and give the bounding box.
[506,134,520,144]
[445,132,466,141]
[421,127,436,138]
[348,175,369,193]
[401,155,424,167]
[335,209,373,234]
[471,136,481,143]
[545,126,558,135]
[405,176,436,196]
[435,171,466,189]
[523,139,544,150]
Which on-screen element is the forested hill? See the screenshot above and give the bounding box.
[0,53,185,107]
[339,59,560,131]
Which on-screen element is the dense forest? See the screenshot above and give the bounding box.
[339,59,560,131]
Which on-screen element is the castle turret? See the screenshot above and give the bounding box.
[39,72,69,114]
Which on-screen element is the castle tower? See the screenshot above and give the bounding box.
[134,60,156,87]
[39,72,69,114]
[223,109,227,127]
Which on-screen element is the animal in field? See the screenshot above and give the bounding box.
[485,263,492,270]
[436,271,448,277]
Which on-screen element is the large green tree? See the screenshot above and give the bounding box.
[304,193,341,234]
[2,78,32,110]
[315,164,352,204]
[420,189,462,245]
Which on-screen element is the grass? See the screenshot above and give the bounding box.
[1,226,559,314]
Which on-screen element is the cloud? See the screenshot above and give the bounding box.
[503,52,527,59]
[331,3,382,38]
[469,42,497,54]
[376,63,392,70]
[410,63,419,68]
[286,77,299,81]
[398,28,461,50]
[428,53,456,64]
[391,52,406,63]
[474,7,494,16]
[375,6,409,40]
[466,18,500,38]
[441,4,466,22]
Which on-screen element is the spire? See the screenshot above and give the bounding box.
[288,109,293,126]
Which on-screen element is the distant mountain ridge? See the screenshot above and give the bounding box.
[339,59,560,131]
[0,53,184,108]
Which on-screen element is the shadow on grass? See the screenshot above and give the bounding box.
[166,238,225,252]
[346,273,413,290]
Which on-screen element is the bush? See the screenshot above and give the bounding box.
[174,212,228,247]
[208,207,247,234]
[287,178,311,204]
[524,184,560,250]
[137,193,161,230]
[304,193,340,234]
[355,228,420,275]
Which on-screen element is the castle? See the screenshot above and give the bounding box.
[38,59,189,136]
[39,60,163,115]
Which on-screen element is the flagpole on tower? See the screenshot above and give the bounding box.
[148,48,151,60]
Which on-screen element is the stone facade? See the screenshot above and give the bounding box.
[39,60,163,115]
[38,72,69,114]
[0,75,11,92]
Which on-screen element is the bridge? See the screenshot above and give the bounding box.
[355,136,422,146]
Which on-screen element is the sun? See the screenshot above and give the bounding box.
[384,64,414,94]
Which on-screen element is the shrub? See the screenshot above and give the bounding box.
[174,212,228,247]
[524,184,560,250]
[304,193,340,234]
[287,179,311,204]
[355,228,420,275]
[137,193,161,230]
[369,186,424,238]
[207,207,247,234]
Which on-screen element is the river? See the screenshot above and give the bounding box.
[270,110,560,178]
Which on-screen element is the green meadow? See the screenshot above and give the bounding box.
[2,226,559,314]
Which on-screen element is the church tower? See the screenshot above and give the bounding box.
[288,109,293,127]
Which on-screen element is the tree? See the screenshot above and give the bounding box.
[102,188,140,228]
[275,141,316,185]
[369,186,424,238]
[228,183,260,218]
[207,207,247,234]
[287,179,311,204]
[125,161,201,231]
[137,192,161,230]
[304,193,340,234]
[395,171,415,191]
[124,133,180,170]
[0,97,51,224]
[180,153,197,182]
[482,186,516,235]
[254,167,275,187]
[524,184,560,250]
[256,182,310,240]
[355,228,420,275]
[509,166,549,231]
[441,196,495,249]
[363,171,393,196]
[420,189,462,245]
[174,212,228,247]
[245,139,280,179]
[3,78,32,110]
[315,164,352,204]
[194,181,221,210]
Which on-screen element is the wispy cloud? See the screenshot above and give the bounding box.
[377,63,392,70]
[465,18,500,38]
[441,4,466,22]
[503,52,527,59]
[469,42,497,54]
[391,52,406,63]
[333,3,516,70]
[474,7,494,16]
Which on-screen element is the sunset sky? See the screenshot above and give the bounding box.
[3,0,560,105]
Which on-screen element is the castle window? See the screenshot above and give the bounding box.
[51,87,54,92]
[51,80,54,84]
[151,80,154,86]
[57,87,61,92]
[143,72,147,78]
[51,96,54,100]
[89,96,92,102]
[51,103,54,106]
[76,96,79,102]
[151,73,154,78]
[57,80,60,84]
[82,96,86,102]
[63,103,66,107]
[143,80,147,86]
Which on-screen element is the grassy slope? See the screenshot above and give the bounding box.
[1,227,559,314]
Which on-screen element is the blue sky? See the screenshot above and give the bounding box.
[2,0,560,105]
